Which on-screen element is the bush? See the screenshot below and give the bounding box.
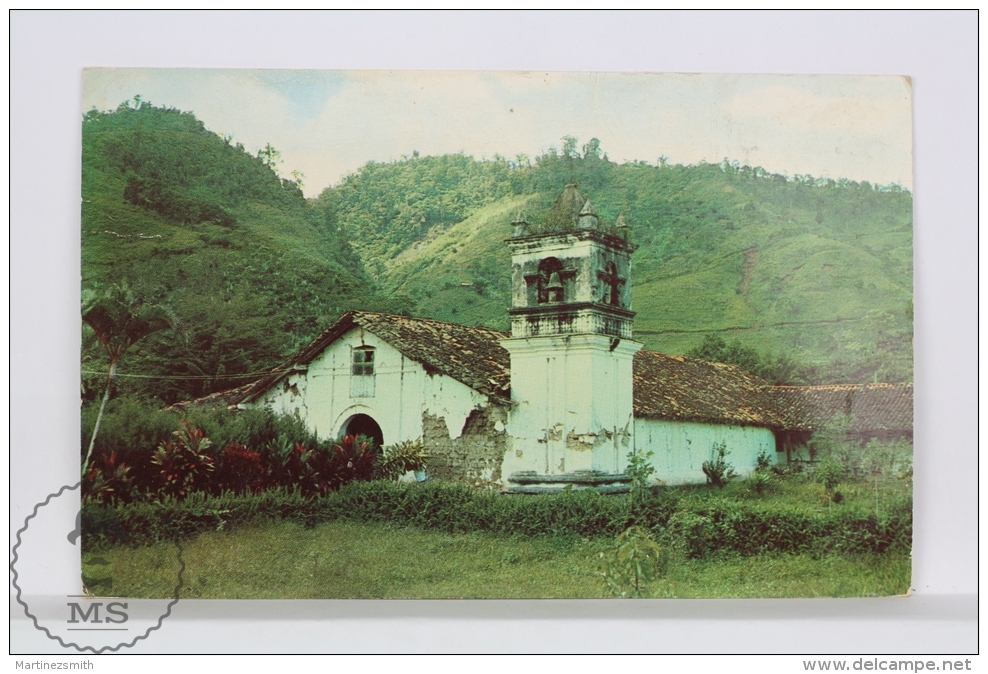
[702,441,736,487]
[213,442,264,494]
[595,526,667,598]
[83,480,912,559]
[667,497,911,558]
[149,420,215,499]
[375,440,429,480]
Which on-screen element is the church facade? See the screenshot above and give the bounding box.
[233,185,911,490]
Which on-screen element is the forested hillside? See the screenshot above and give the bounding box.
[81,101,409,403]
[319,141,912,384]
[82,104,912,404]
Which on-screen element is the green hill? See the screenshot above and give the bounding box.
[323,147,912,384]
[81,101,408,403]
[83,105,912,397]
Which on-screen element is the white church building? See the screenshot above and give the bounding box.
[230,185,911,491]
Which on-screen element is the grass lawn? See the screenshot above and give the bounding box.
[89,518,911,599]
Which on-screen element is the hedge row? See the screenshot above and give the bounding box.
[82,481,911,558]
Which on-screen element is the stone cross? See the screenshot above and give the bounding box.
[597,263,625,306]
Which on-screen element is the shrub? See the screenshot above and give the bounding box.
[625,449,656,511]
[755,449,772,471]
[595,525,667,598]
[666,498,911,558]
[702,441,736,487]
[82,479,912,560]
[375,440,429,480]
[149,420,215,499]
[748,470,772,496]
[82,452,134,505]
[814,456,847,493]
[213,442,264,494]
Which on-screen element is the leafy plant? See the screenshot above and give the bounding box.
[595,526,667,598]
[625,448,656,519]
[748,470,773,496]
[81,281,173,472]
[375,440,429,480]
[815,456,848,494]
[82,452,134,505]
[702,441,736,487]
[150,421,215,499]
[755,449,773,472]
[214,442,265,494]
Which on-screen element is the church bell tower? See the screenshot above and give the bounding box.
[501,185,642,493]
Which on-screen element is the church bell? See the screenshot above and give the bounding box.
[546,271,564,303]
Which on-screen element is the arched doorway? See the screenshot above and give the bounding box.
[342,413,384,450]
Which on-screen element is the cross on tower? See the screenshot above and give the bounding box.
[597,262,626,306]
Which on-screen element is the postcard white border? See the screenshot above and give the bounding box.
[9,10,978,654]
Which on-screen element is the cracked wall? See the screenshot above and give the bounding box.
[422,406,508,488]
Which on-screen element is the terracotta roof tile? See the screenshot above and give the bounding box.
[768,383,913,432]
[632,350,787,427]
[219,312,910,434]
[239,311,511,404]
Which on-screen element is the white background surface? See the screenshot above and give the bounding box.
[9,10,978,654]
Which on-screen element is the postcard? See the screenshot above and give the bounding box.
[68,69,913,604]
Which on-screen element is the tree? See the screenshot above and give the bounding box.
[561,135,579,158]
[582,137,602,159]
[81,282,173,473]
[258,143,282,168]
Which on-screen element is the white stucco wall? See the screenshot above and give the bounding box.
[253,328,492,448]
[501,333,641,479]
[634,418,778,485]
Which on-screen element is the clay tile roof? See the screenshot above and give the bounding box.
[223,312,909,433]
[166,383,256,411]
[239,311,512,405]
[632,350,787,427]
[348,312,511,401]
[768,383,913,433]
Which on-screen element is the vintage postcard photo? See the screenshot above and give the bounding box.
[78,69,913,599]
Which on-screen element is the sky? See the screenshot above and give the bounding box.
[82,69,913,198]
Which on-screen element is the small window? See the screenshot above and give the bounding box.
[352,347,375,376]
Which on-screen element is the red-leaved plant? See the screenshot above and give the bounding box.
[150,420,215,500]
[214,442,265,494]
[280,435,377,497]
[82,451,133,505]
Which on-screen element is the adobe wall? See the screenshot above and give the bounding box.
[421,405,508,489]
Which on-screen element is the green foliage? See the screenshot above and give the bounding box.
[317,153,519,269]
[353,142,911,384]
[748,470,773,496]
[83,107,912,407]
[702,441,736,487]
[686,334,815,384]
[83,479,911,561]
[756,449,773,471]
[82,101,395,403]
[624,449,656,520]
[595,526,667,598]
[666,495,911,559]
[375,440,430,480]
[814,457,848,494]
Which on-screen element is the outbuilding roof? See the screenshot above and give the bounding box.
[768,383,913,433]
